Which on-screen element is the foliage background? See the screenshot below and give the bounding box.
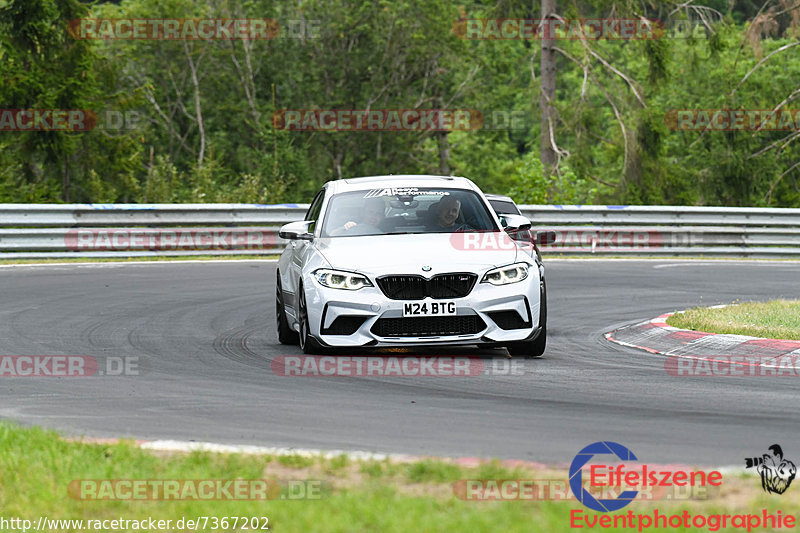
[1,0,799,206]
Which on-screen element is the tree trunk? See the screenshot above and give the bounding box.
[62,155,70,202]
[437,132,450,175]
[184,42,205,169]
[540,0,557,180]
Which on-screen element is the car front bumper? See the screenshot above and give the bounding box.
[302,270,542,347]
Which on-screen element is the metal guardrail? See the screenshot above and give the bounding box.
[517,206,800,257]
[519,205,800,227]
[0,204,305,258]
[0,203,306,227]
[0,204,798,258]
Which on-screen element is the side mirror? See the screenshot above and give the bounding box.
[534,230,557,245]
[499,214,532,232]
[279,220,314,241]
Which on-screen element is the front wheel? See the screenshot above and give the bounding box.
[297,284,324,355]
[276,273,299,345]
[506,282,547,358]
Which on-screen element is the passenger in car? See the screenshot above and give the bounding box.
[330,197,387,236]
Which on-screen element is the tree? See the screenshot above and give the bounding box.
[540,0,558,180]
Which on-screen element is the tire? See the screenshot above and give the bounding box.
[276,273,299,345]
[506,281,547,358]
[297,284,324,355]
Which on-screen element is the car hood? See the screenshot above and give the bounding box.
[313,232,519,275]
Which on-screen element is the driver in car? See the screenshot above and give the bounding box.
[427,195,473,232]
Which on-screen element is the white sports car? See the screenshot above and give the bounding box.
[276,175,550,356]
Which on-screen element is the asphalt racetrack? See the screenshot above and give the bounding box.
[1,259,798,465]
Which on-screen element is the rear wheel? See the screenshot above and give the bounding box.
[506,281,547,358]
[276,273,299,345]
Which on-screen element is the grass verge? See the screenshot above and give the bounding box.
[667,300,800,340]
[0,423,796,532]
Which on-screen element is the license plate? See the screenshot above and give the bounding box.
[402,301,456,317]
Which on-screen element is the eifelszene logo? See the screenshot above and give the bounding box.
[569,441,723,513]
[745,444,796,495]
[570,441,639,512]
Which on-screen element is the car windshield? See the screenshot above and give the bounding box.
[320,187,499,237]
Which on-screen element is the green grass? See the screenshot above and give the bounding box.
[276,454,316,469]
[406,460,464,483]
[0,423,794,532]
[667,300,800,340]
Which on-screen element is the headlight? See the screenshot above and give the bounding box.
[481,263,530,285]
[314,269,373,290]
